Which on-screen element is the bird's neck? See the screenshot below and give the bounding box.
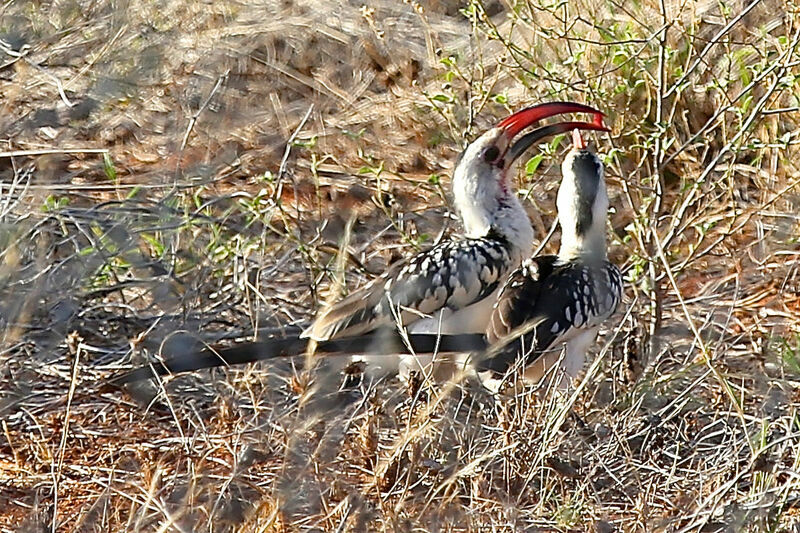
[556,180,609,263]
[455,182,534,261]
[558,226,607,263]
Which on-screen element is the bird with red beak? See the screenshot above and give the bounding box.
[112,103,611,386]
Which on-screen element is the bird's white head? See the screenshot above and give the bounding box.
[452,102,608,261]
[557,129,609,261]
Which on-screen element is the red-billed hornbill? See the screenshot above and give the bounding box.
[112,104,610,386]
[473,128,622,392]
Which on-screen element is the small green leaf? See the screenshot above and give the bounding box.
[42,195,69,212]
[342,128,366,140]
[491,93,508,105]
[525,153,545,175]
[550,133,568,151]
[292,135,317,149]
[141,233,165,255]
[103,152,117,181]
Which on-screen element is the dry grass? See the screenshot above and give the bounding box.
[1,0,800,530]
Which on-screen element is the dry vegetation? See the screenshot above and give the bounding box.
[1,0,800,530]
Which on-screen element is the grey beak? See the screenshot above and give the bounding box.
[506,121,609,167]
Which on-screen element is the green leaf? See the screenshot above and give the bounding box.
[342,128,366,140]
[550,133,568,151]
[42,195,69,212]
[525,153,545,175]
[292,135,317,149]
[141,233,165,256]
[125,186,142,200]
[103,152,117,181]
[491,93,508,105]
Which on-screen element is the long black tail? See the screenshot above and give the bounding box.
[111,330,487,385]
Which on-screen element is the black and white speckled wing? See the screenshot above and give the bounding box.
[476,256,622,378]
[302,235,516,341]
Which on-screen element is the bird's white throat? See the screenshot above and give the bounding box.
[453,167,534,262]
[556,152,609,261]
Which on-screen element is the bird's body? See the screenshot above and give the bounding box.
[303,230,521,341]
[477,255,622,390]
[474,130,622,392]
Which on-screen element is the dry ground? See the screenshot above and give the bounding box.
[1,0,800,531]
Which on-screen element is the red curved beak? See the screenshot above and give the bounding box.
[497,101,606,139]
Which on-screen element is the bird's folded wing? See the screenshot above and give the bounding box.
[478,257,621,376]
[303,236,515,341]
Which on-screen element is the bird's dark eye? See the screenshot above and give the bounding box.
[482,146,500,163]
